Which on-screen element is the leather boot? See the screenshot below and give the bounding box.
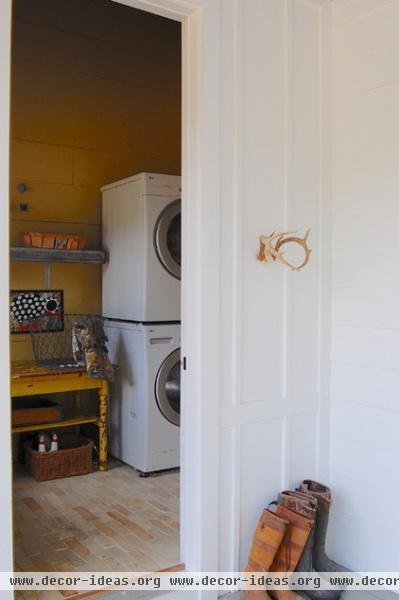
[277,491,317,573]
[278,491,318,520]
[244,508,289,600]
[269,505,314,600]
[299,480,347,573]
[280,491,342,600]
[270,504,314,573]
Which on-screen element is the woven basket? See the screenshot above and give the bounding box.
[24,435,94,482]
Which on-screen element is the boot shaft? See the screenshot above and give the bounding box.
[278,491,317,520]
[298,479,347,577]
[270,505,314,573]
[246,509,289,572]
[299,480,331,502]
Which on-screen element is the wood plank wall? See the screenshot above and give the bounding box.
[10,0,181,360]
[330,0,399,572]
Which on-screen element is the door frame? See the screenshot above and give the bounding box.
[0,0,13,584]
[0,0,221,581]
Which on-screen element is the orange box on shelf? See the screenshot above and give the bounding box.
[12,398,62,426]
[43,234,58,248]
[22,232,87,250]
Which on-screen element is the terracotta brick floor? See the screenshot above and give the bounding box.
[13,458,180,600]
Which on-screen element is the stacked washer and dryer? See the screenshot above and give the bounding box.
[102,173,181,475]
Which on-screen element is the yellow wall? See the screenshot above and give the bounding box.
[10,0,181,359]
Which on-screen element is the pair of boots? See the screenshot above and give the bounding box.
[244,501,312,600]
[244,480,346,600]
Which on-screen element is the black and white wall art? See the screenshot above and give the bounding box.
[10,290,64,334]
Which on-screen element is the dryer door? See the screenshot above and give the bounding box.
[153,199,181,280]
[155,348,180,426]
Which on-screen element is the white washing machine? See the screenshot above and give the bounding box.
[102,172,181,323]
[104,320,180,474]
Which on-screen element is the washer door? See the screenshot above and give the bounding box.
[154,199,181,280]
[155,348,180,426]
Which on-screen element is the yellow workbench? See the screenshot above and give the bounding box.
[11,361,109,471]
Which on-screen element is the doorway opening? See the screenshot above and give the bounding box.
[10,0,183,594]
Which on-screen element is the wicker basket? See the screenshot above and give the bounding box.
[24,435,94,481]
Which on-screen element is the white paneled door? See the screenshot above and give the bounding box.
[217,0,332,571]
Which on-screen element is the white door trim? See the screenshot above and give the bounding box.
[0,0,221,582]
[0,1,13,593]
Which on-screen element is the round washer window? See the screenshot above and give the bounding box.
[154,200,181,280]
[155,348,180,427]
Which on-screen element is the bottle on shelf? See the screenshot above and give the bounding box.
[50,432,59,452]
[38,433,46,453]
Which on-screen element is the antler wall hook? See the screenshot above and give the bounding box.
[256,229,311,272]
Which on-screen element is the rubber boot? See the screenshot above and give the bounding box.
[243,508,289,600]
[298,528,343,600]
[295,480,346,600]
[269,505,314,600]
[299,480,347,573]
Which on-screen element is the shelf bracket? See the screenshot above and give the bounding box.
[44,263,52,289]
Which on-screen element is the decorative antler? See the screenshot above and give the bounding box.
[257,228,311,272]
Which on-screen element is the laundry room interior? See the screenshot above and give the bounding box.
[10,0,182,582]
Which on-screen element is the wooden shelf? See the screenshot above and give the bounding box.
[11,247,107,264]
[12,415,99,434]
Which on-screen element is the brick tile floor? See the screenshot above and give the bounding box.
[13,458,180,600]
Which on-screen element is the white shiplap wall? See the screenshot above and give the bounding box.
[217,0,332,570]
[330,0,399,571]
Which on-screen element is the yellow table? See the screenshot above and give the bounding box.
[11,361,109,471]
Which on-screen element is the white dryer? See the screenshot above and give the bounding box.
[102,172,181,323]
[104,320,180,474]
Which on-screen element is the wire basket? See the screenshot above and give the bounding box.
[30,314,103,368]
